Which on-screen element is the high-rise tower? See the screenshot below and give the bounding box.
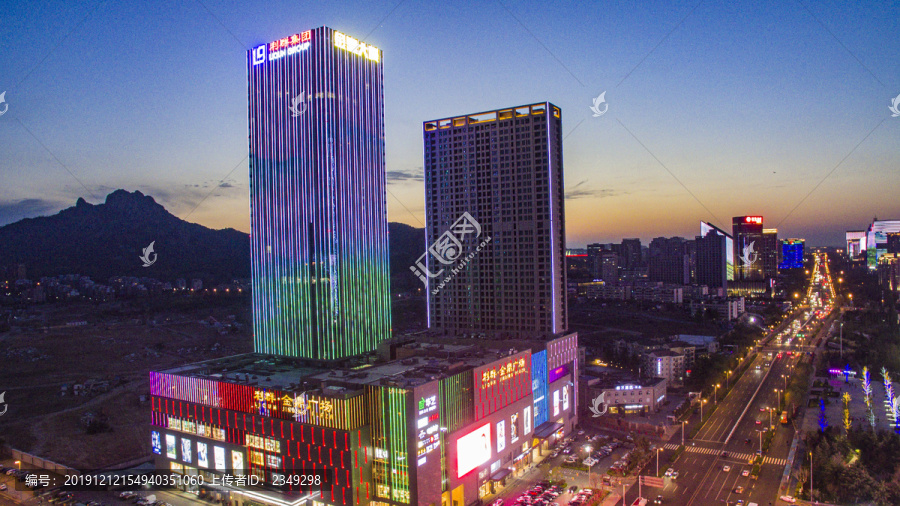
[248,27,390,360]
[422,102,566,338]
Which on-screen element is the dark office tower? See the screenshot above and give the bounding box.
[733,216,765,281]
[247,27,390,360]
[620,238,642,271]
[648,237,689,284]
[587,243,604,279]
[423,102,566,337]
[762,228,779,278]
[696,221,731,289]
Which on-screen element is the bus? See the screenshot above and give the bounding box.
[780,411,789,424]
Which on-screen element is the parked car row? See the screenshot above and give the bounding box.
[515,483,562,506]
[567,488,595,506]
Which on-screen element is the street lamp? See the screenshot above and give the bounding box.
[14,460,20,470]
[810,450,815,504]
[585,445,593,486]
[714,384,720,404]
[726,371,732,390]
[656,448,662,477]
[681,420,687,446]
[775,389,782,410]
[700,398,707,421]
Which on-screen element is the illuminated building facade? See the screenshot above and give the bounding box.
[846,230,866,259]
[865,220,900,270]
[248,27,390,360]
[149,335,578,506]
[732,216,765,281]
[422,103,566,338]
[779,239,805,270]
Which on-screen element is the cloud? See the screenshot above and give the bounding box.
[0,198,66,226]
[386,168,424,183]
[218,182,235,188]
[565,180,626,200]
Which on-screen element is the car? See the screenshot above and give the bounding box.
[759,407,765,412]
[5,469,15,475]
[779,496,797,503]
[745,438,752,444]
[734,486,744,494]
[723,465,731,472]
[721,451,728,458]
[664,468,674,477]
[0,484,7,492]
[671,471,678,479]
[653,495,663,504]
[742,469,750,477]
[492,500,504,506]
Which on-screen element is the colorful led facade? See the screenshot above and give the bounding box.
[248,26,390,360]
[779,239,805,269]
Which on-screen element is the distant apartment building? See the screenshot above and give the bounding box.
[423,102,566,338]
[690,297,745,321]
[648,237,689,285]
[620,239,643,272]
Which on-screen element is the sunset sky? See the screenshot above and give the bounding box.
[1,0,898,247]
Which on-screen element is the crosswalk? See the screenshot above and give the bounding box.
[661,443,787,465]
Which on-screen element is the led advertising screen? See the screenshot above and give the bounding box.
[457,423,492,478]
[214,446,226,471]
[496,420,506,452]
[165,434,177,459]
[151,431,161,455]
[553,390,560,417]
[181,438,192,464]
[232,450,245,472]
[197,442,209,468]
[523,406,532,436]
[563,387,569,411]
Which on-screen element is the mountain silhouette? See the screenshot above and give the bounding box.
[0,190,426,289]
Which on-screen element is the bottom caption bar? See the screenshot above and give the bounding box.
[11,469,331,492]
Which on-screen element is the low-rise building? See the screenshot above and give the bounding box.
[645,350,685,385]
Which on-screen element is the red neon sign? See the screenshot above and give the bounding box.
[269,30,312,52]
[744,216,763,224]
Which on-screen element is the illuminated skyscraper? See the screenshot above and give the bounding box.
[422,103,567,338]
[733,216,765,281]
[248,27,390,360]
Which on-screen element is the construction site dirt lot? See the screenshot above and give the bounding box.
[0,296,252,469]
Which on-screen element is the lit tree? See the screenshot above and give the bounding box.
[883,368,897,431]
[842,392,852,435]
[818,398,828,432]
[862,367,872,407]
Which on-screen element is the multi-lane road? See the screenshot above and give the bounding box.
[621,256,837,505]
